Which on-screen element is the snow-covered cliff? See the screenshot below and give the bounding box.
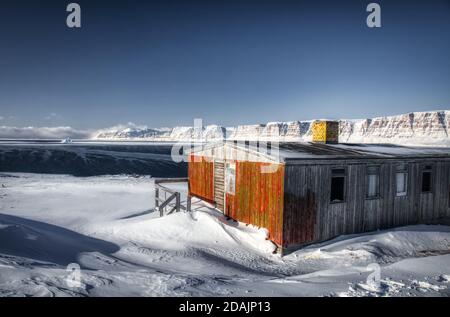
[339,111,449,145]
[95,124,226,141]
[94,110,450,146]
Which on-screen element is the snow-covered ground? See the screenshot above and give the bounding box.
[0,173,449,297]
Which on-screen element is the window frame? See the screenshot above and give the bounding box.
[421,164,434,193]
[448,186,450,208]
[225,162,236,195]
[365,165,381,200]
[330,167,346,204]
[395,163,409,197]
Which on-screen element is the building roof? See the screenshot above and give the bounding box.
[263,142,450,161]
[188,141,450,163]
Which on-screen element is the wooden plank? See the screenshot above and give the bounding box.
[155,178,188,184]
[166,205,177,215]
[155,183,178,195]
[159,192,177,210]
[176,192,181,213]
[156,197,169,204]
[283,158,450,249]
[155,187,159,211]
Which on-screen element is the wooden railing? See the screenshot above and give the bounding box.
[154,178,191,217]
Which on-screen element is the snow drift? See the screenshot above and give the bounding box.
[0,174,449,297]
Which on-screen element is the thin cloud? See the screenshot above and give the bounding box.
[44,113,61,120]
[0,122,147,139]
[95,122,148,134]
[0,126,94,139]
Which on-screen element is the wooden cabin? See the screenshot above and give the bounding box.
[188,121,450,253]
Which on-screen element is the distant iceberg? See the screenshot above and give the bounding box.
[61,138,73,144]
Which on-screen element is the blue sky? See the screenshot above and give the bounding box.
[0,0,449,128]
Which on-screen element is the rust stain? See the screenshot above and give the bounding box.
[226,161,285,246]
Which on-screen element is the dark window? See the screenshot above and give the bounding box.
[421,165,433,193]
[366,166,380,199]
[330,168,346,203]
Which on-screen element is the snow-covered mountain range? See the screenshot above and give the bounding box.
[94,110,450,146]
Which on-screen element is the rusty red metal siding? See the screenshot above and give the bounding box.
[226,161,285,246]
[188,155,214,203]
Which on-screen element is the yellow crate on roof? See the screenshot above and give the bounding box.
[312,121,327,142]
[312,121,339,143]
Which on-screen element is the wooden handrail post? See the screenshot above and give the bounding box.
[187,195,192,212]
[155,187,159,215]
[176,192,181,213]
[154,178,190,217]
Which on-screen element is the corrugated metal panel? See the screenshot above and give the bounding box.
[226,161,285,246]
[188,155,214,203]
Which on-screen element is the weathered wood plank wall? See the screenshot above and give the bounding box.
[284,158,450,249]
